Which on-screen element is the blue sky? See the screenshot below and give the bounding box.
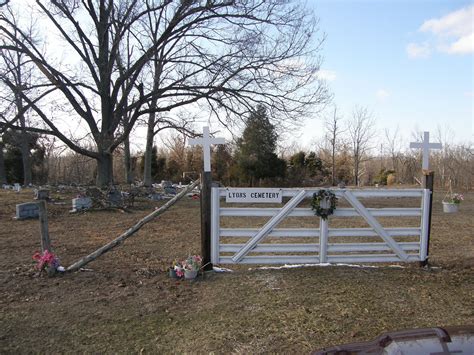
[297,0,473,148]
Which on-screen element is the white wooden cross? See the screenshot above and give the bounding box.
[189,126,226,172]
[410,131,442,170]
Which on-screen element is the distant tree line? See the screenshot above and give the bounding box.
[3,104,471,191]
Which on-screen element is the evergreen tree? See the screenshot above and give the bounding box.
[287,151,325,186]
[2,129,45,184]
[236,105,285,186]
[150,146,159,181]
[212,144,233,185]
[305,152,324,177]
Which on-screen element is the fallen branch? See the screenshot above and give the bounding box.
[66,179,201,272]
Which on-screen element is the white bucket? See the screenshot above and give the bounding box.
[442,202,459,213]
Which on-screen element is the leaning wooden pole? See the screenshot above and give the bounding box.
[66,179,200,272]
[38,200,52,253]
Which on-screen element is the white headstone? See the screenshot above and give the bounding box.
[409,131,442,170]
[71,197,92,212]
[13,183,21,192]
[188,126,225,172]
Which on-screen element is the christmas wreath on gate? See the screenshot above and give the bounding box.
[311,189,337,220]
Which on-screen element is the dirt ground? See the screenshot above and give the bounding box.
[0,186,473,353]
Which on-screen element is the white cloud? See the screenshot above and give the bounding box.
[406,42,432,58]
[446,32,474,54]
[317,69,337,82]
[376,89,390,101]
[420,5,473,37]
[409,5,474,57]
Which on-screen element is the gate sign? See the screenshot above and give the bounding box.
[226,188,282,203]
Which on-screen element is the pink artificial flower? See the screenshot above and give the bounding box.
[175,268,184,277]
[32,252,41,261]
[32,250,59,270]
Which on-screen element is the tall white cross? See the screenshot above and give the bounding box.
[189,126,226,172]
[410,131,442,170]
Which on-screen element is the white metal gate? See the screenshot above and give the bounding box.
[211,188,431,265]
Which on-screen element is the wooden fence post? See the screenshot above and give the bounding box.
[200,171,213,271]
[38,200,56,276]
[421,171,434,266]
[38,200,51,252]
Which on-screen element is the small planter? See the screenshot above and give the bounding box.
[442,202,459,213]
[169,268,180,279]
[184,269,198,280]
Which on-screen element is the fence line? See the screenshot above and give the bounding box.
[211,187,430,265]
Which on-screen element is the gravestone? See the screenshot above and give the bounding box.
[164,186,177,195]
[71,197,92,212]
[13,183,21,192]
[34,189,50,200]
[161,180,173,188]
[107,189,123,206]
[149,192,164,201]
[16,202,39,220]
[3,184,12,190]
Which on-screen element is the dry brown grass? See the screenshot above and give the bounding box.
[0,187,472,353]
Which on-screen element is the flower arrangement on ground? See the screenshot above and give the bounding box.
[172,260,185,278]
[32,250,61,274]
[183,255,202,271]
[170,255,202,280]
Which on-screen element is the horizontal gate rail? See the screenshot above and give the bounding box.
[329,227,421,237]
[220,227,421,238]
[219,242,420,253]
[220,207,422,217]
[221,228,320,238]
[212,187,429,265]
[219,255,320,264]
[218,254,421,264]
[327,254,421,263]
[219,188,424,198]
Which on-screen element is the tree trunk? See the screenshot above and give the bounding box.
[354,160,359,186]
[0,141,6,184]
[16,94,32,185]
[123,136,133,184]
[331,144,336,186]
[143,56,161,187]
[20,132,32,185]
[96,152,114,187]
[143,113,155,187]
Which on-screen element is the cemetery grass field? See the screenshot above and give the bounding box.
[0,188,473,353]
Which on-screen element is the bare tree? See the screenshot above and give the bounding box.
[1,0,328,187]
[348,106,375,186]
[325,105,343,186]
[384,126,402,174]
[0,6,43,185]
[0,136,6,184]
